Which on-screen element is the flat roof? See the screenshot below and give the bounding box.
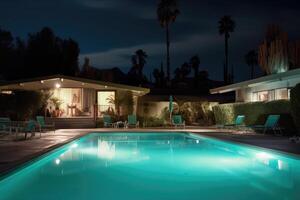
[0,74,150,96]
[210,68,300,94]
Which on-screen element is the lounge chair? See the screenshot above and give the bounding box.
[224,115,245,128]
[250,115,282,135]
[103,115,114,128]
[36,116,55,133]
[17,120,37,139]
[125,115,139,128]
[172,115,185,128]
[0,117,11,134]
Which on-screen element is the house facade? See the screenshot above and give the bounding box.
[210,68,300,102]
[0,75,149,121]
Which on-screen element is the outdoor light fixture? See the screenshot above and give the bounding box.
[40,80,44,84]
[55,83,61,88]
[60,78,64,82]
[105,85,108,88]
[19,83,24,87]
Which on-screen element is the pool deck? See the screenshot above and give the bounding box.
[0,127,299,176]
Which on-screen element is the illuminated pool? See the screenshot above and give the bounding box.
[0,132,299,200]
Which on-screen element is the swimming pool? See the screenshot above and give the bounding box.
[0,132,299,200]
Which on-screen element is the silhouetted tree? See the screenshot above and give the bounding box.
[153,68,160,87]
[189,55,200,87]
[25,27,80,78]
[0,28,14,78]
[218,16,235,83]
[130,49,148,84]
[174,62,191,80]
[245,50,258,79]
[160,62,165,87]
[157,0,180,81]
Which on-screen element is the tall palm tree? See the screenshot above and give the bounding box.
[245,50,258,79]
[218,15,235,83]
[157,0,180,81]
[131,49,148,82]
[189,55,200,87]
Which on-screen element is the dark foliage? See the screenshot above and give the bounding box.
[0,27,80,80]
[0,90,44,120]
[290,84,300,134]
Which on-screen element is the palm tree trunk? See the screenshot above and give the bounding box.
[224,34,229,83]
[251,64,254,79]
[166,23,170,81]
[194,68,198,88]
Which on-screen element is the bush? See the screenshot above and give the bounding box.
[0,90,44,120]
[138,116,165,127]
[291,84,300,134]
[213,100,296,134]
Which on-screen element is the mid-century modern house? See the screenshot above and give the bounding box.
[210,68,300,102]
[0,75,149,128]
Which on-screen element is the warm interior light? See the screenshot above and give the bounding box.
[60,78,64,82]
[104,85,108,88]
[40,80,44,84]
[55,83,61,88]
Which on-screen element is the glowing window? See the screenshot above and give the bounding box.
[97,91,115,114]
[275,88,288,100]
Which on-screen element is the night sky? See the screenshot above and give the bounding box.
[1,0,300,82]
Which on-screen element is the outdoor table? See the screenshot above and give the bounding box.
[114,121,125,128]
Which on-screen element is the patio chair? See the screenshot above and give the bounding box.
[36,116,55,133]
[17,120,37,139]
[0,117,11,134]
[103,115,114,128]
[224,115,245,128]
[172,115,185,128]
[125,115,139,128]
[250,115,282,135]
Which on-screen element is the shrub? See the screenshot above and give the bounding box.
[290,84,300,134]
[139,116,165,127]
[213,100,295,134]
[0,90,44,120]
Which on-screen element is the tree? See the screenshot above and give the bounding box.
[189,55,200,87]
[218,16,235,83]
[245,50,258,79]
[174,62,191,80]
[157,0,180,81]
[0,28,14,78]
[130,49,148,84]
[135,49,147,79]
[153,68,160,87]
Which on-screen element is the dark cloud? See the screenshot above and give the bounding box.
[0,0,300,81]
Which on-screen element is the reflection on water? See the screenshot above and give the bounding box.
[1,133,300,200]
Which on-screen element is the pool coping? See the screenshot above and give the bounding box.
[0,131,90,178]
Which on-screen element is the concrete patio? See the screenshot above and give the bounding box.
[0,128,299,176]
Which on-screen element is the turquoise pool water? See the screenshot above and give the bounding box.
[0,132,300,200]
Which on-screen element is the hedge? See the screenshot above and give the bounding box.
[290,84,300,134]
[212,100,296,134]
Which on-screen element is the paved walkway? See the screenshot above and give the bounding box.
[0,128,299,176]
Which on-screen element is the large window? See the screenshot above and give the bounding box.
[97,91,115,115]
[52,88,82,117]
[275,88,289,100]
[252,88,290,102]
